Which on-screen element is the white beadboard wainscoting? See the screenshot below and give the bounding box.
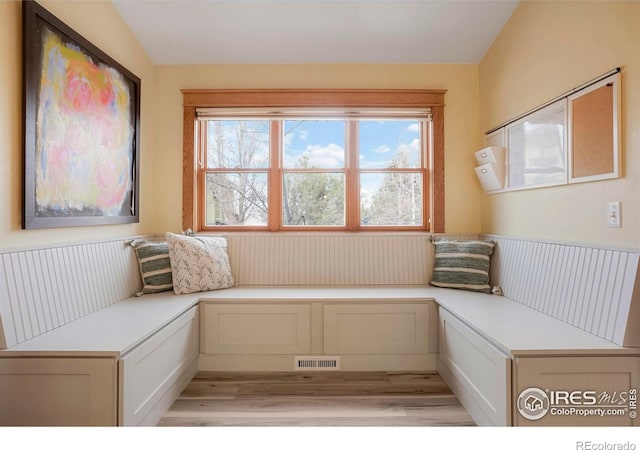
[0,238,141,348]
[485,234,640,347]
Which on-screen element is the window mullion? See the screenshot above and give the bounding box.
[269,120,282,231]
[346,120,359,231]
[197,120,207,231]
[425,119,434,232]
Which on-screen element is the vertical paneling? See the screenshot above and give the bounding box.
[227,233,475,286]
[485,234,639,346]
[612,253,639,345]
[0,239,141,349]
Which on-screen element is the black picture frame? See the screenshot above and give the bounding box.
[22,1,140,229]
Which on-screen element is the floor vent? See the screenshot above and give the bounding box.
[294,356,340,370]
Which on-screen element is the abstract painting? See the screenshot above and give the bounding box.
[22,1,140,229]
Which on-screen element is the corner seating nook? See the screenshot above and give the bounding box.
[0,233,638,426]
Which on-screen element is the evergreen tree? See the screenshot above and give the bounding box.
[362,148,422,226]
[283,155,344,226]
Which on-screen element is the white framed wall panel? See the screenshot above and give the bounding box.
[118,306,199,426]
[514,356,639,426]
[200,303,311,355]
[323,303,430,355]
[437,307,511,426]
[0,357,117,426]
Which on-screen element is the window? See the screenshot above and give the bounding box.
[204,120,270,227]
[358,120,425,227]
[183,90,446,232]
[282,120,346,227]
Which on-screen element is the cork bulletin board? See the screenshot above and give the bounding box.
[568,74,620,183]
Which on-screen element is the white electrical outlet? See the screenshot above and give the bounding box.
[607,201,621,228]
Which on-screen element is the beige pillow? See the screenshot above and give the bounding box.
[165,232,234,295]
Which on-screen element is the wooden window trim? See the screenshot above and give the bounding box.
[182,89,446,232]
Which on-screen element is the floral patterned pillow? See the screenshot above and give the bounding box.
[165,232,234,295]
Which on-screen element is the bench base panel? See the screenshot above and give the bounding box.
[199,299,437,372]
[199,354,436,372]
[514,356,640,426]
[437,307,512,426]
[0,357,117,426]
[119,306,200,426]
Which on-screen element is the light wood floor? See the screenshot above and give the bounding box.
[158,371,475,426]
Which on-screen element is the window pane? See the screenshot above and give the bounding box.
[283,120,345,169]
[360,172,423,226]
[207,120,269,168]
[205,172,268,226]
[359,120,421,169]
[282,173,345,226]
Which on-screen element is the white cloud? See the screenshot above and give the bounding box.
[373,145,392,154]
[298,130,309,140]
[407,123,420,133]
[304,143,345,168]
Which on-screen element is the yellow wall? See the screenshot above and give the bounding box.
[479,1,640,247]
[0,1,156,249]
[0,1,502,248]
[154,64,483,234]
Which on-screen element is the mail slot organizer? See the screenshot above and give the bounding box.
[474,146,506,192]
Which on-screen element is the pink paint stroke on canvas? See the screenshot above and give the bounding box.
[36,27,133,216]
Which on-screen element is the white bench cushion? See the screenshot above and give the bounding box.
[2,292,199,356]
[432,287,634,356]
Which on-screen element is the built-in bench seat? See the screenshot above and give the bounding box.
[0,292,201,426]
[433,288,633,355]
[431,287,640,426]
[0,233,638,427]
[4,292,199,355]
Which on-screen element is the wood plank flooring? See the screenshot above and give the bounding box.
[158,371,475,426]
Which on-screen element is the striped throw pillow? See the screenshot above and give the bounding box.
[128,239,174,296]
[430,240,495,293]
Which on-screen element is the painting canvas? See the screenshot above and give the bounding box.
[23,1,140,229]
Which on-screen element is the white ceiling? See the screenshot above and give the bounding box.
[111,0,519,65]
